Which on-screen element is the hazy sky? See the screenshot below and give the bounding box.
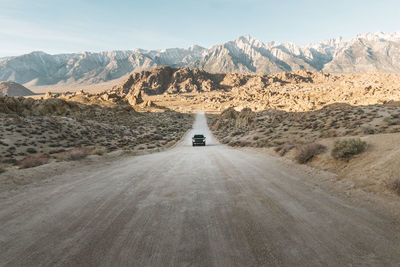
[1,0,400,57]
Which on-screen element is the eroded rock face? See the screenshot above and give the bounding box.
[109,66,316,97]
[110,66,224,96]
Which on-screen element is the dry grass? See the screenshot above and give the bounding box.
[331,138,367,159]
[18,154,50,169]
[274,144,295,156]
[387,177,400,196]
[56,147,93,161]
[91,146,107,156]
[295,143,326,164]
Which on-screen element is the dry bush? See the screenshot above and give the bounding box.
[18,154,50,169]
[331,138,367,159]
[362,126,375,134]
[295,143,326,164]
[56,147,93,161]
[0,167,5,174]
[387,178,400,196]
[274,144,295,156]
[238,140,251,147]
[91,147,107,156]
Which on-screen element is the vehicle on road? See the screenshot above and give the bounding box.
[192,134,206,146]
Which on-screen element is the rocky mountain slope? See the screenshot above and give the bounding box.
[0,81,35,97]
[0,46,207,86]
[1,31,400,87]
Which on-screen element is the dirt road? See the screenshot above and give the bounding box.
[0,113,399,266]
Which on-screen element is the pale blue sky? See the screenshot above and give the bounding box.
[1,0,400,57]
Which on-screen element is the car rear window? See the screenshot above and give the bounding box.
[194,135,204,138]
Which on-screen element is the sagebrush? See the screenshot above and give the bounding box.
[56,147,93,161]
[295,143,326,164]
[331,138,367,159]
[18,155,50,169]
[388,178,400,196]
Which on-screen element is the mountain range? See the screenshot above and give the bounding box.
[1,31,400,87]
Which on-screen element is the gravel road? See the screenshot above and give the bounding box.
[0,113,399,266]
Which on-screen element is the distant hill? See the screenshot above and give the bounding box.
[0,81,35,96]
[1,31,400,87]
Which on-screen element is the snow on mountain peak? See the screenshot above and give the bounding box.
[355,31,400,42]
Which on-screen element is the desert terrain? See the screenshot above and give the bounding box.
[1,66,400,265]
[0,113,399,266]
[208,104,400,198]
[0,89,193,191]
[2,66,400,196]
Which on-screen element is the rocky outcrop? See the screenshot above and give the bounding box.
[110,66,225,96]
[109,66,316,97]
[0,96,84,116]
[109,66,400,113]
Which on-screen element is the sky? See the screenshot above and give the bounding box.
[1,0,400,57]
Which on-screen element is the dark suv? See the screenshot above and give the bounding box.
[192,134,206,146]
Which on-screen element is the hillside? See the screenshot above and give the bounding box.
[0,81,35,97]
[1,31,400,87]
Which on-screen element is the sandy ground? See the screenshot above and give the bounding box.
[27,76,128,95]
[0,113,399,266]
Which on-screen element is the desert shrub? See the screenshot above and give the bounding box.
[18,154,50,169]
[295,143,326,164]
[331,138,367,159]
[0,167,5,173]
[319,130,337,138]
[274,144,295,156]
[387,178,400,196]
[91,147,107,156]
[362,126,375,134]
[57,147,92,161]
[26,147,37,154]
[384,116,400,126]
[229,140,241,146]
[222,137,231,144]
[240,140,253,147]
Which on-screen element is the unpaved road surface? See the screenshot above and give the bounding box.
[0,113,399,266]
